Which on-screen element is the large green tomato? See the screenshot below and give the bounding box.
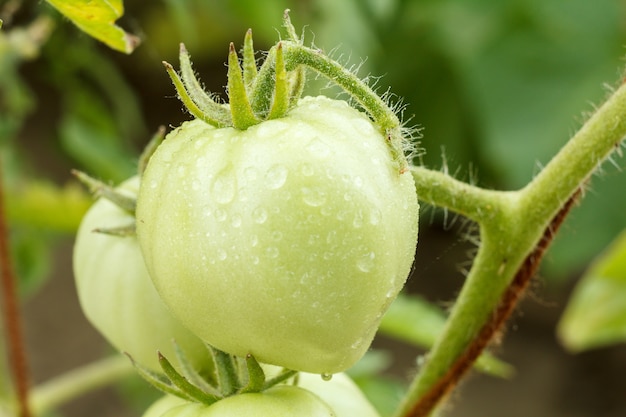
[142,372,380,417]
[136,96,419,373]
[142,385,334,417]
[73,176,210,372]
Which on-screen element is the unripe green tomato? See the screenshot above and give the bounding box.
[295,372,380,417]
[137,96,419,373]
[142,385,335,417]
[73,176,210,372]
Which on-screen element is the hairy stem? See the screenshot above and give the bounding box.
[0,163,31,417]
[397,80,626,417]
[402,190,580,417]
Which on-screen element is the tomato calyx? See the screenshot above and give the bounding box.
[162,10,415,172]
[162,11,304,131]
[130,343,298,407]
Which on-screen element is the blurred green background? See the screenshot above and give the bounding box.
[2,0,626,416]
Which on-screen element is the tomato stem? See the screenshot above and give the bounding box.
[397,76,626,416]
[0,161,32,417]
[281,42,409,172]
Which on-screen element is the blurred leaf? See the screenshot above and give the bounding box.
[45,0,139,53]
[6,180,91,233]
[11,229,51,297]
[380,293,514,378]
[558,229,626,351]
[351,373,406,417]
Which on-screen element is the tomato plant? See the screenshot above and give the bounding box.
[3,3,626,417]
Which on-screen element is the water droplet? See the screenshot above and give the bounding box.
[250,235,259,247]
[266,165,288,189]
[215,209,228,222]
[302,187,327,207]
[356,251,376,273]
[307,138,330,158]
[370,208,382,225]
[252,256,260,265]
[252,207,268,224]
[271,231,283,241]
[244,166,258,181]
[266,247,279,258]
[320,373,333,381]
[212,168,236,204]
[231,214,242,228]
[351,337,364,350]
[217,249,227,261]
[149,180,158,189]
[354,176,363,188]
[353,210,364,228]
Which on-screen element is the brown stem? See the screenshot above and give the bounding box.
[406,188,582,417]
[0,163,32,417]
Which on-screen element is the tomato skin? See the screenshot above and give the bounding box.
[295,372,380,417]
[73,176,211,372]
[142,385,335,417]
[137,96,419,373]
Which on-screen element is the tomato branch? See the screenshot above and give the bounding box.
[0,162,31,417]
[401,189,581,417]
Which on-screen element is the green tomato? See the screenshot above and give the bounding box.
[73,176,210,372]
[295,372,380,417]
[142,385,335,417]
[136,96,419,373]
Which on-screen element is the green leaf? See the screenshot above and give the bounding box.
[380,293,514,378]
[46,0,140,53]
[558,229,626,351]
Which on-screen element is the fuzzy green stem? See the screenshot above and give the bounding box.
[30,356,134,416]
[396,82,626,417]
[281,42,407,171]
[409,166,510,224]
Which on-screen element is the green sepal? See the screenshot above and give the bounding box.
[158,352,220,405]
[138,126,166,176]
[227,43,260,130]
[126,354,196,402]
[179,44,232,127]
[267,43,289,120]
[242,29,258,95]
[72,170,136,214]
[163,61,224,127]
[262,368,298,391]
[209,346,239,397]
[172,341,220,397]
[93,223,135,237]
[237,354,266,394]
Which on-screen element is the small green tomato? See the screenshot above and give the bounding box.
[73,176,210,372]
[142,385,335,417]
